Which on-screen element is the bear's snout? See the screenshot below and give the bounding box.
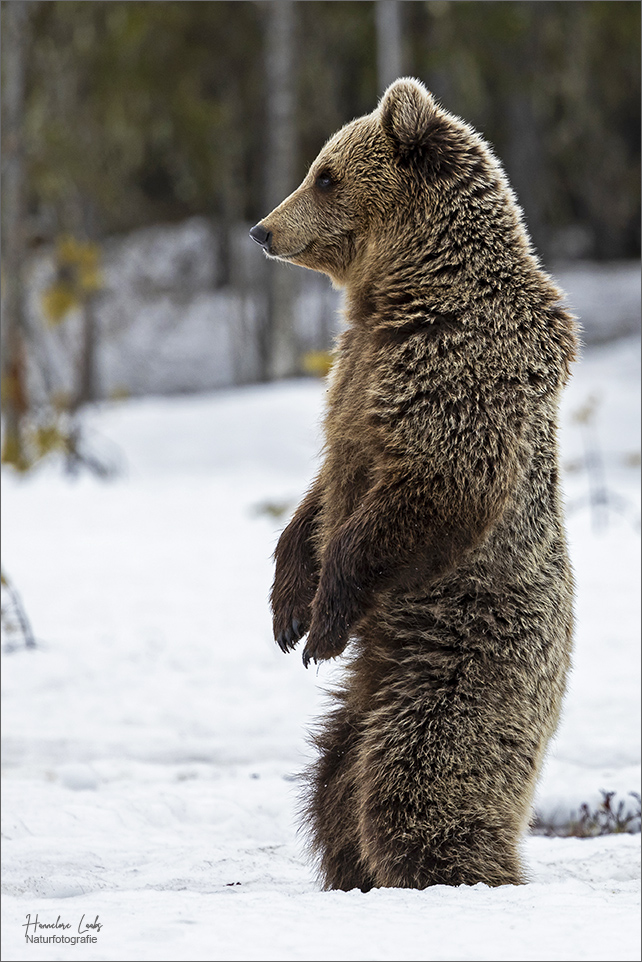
[250,223,272,252]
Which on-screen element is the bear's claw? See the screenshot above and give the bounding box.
[301,626,348,669]
[276,618,305,653]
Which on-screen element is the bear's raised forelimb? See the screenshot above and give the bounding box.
[271,484,323,652]
[300,469,507,667]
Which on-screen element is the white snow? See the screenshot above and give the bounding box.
[1,335,640,962]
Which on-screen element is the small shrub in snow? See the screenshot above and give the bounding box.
[532,790,641,837]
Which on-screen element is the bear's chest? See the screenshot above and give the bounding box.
[324,326,382,455]
[317,328,385,538]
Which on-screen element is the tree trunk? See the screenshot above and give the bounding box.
[376,0,404,93]
[74,297,97,409]
[505,90,546,258]
[262,0,298,381]
[73,197,99,410]
[503,10,547,258]
[1,0,30,467]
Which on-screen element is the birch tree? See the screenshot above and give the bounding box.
[262,0,298,380]
[1,0,30,468]
[376,0,404,92]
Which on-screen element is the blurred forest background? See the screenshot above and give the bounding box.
[1,0,641,472]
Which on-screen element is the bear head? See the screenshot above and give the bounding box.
[250,77,514,289]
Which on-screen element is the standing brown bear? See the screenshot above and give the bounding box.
[251,78,577,891]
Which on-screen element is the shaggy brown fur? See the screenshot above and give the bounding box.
[251,78,578,891]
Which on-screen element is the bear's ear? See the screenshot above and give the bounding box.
[380,77,458,174]
[380,78,437,154]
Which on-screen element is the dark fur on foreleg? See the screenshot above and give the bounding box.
[271,486,322,652]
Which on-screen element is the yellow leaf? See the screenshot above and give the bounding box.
[41,282,78,325]
[32,424,68,456]
[302,350,334,378]
[47,236,103,313]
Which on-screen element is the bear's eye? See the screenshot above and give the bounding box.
[315,170,335,191]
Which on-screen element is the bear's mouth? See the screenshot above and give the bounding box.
[270,243,309,261]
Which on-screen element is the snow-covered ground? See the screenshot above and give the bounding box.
[1,335,640,962]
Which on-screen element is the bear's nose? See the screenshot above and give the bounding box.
[249,224,272,252]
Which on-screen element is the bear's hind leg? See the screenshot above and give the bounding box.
[361,805,525,889]
[302,702,375,892]
[353,663,527,889]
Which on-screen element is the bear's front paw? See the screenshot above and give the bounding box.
[301,613,349,668]
[273,607,309,653]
